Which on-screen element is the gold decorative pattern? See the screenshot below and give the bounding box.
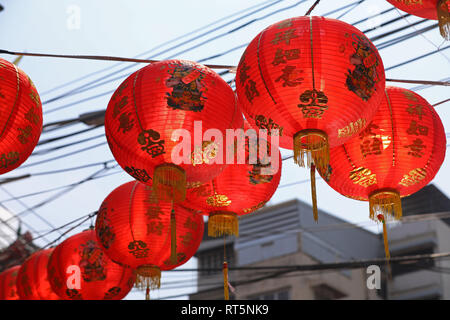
[0,64,20,140]
[393,0,422,5]
[128,240,149,259]
[349,167,377,187]
[338,118,367,138]
[271,28,298,45]
[276,19,293,29]
[0,151,19,169]
[186,181,202,189]
[165,62,206,112]
[297,89,328,118]
[206,193,231,207]
[137,129,165,158]
[253,114,284,136]
[345,33,380,101]
[399,168,427,187]
[243,201,266,214]
[191,141,218,166]
[404,138,426,158]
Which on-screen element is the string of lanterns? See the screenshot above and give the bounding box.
[0,0,448,300]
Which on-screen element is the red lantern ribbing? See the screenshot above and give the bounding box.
[47,229,136,300]
[319,87,446,259]
[235,16,385,221]
[95,181,204,299]
[0,265,20,300]
[16,249,60,300]
[184,122,282,237]
[0,58,43,174]
[386,0,449,40]
[105,59,241,203]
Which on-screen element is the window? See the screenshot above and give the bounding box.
[248,288,291,300]
[391,246,435,277]
[312,284,346,300]
[199,245,234,276]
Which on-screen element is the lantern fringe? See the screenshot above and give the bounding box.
[208,212,239,237]
[170,207,177,265]
[293,129,329,174]
[437,0,450,41]
[223,261,229,301]
[135,265,161,294]
[310,165,318,222]
[152,163,186,203]
[369,189,402,221]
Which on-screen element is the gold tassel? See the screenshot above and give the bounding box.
[135,265,161,300]
[145,287,150,300]
[437,0,450,41]
[293,129,329,174]
[152,163,186,203]
[170,206,177,265]
[378,214,392,279]
[369,190,399,280]
[310,164,318,222]
[369,189,402,221]
[208,211,239,237]
[223,261,229,301]
[381,217,391,261]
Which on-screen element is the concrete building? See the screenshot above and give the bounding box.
[189,184,450,300]
[387,185,450,300]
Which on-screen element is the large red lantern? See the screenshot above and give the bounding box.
[16,249,60,300]
[0,265,20,300]
[0,58,43,174]
[47,229,136,300]
[95,181,204,298]
[184,123,282,237]
[319,86,446,258]
[105,59,242,203]
[386,0,449,40]
[235,16,385,220]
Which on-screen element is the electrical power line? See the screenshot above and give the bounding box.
[21,0,392,118]
[38,0,284,97]
[155,252,450,299]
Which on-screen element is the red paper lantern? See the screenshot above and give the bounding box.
[105,59,242,203]
[16,248,60,300]
[47,229,136,300]
[0,58,43,174]
[95,181,204,297]
[0,265,20,300]
[235,16,385,220]
[184,123,282,237]
[319,86,446,258]
[386,0,449,40]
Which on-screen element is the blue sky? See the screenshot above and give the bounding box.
[0,0,448,299]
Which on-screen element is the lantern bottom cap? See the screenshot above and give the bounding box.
[293,129,329,173]
[208,211,239,237]
[152,163,186,203]
[135,265,161,290]
[369,188,402,221]
[438,0,450,41]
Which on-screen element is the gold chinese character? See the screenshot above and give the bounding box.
[349,167,377,187]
